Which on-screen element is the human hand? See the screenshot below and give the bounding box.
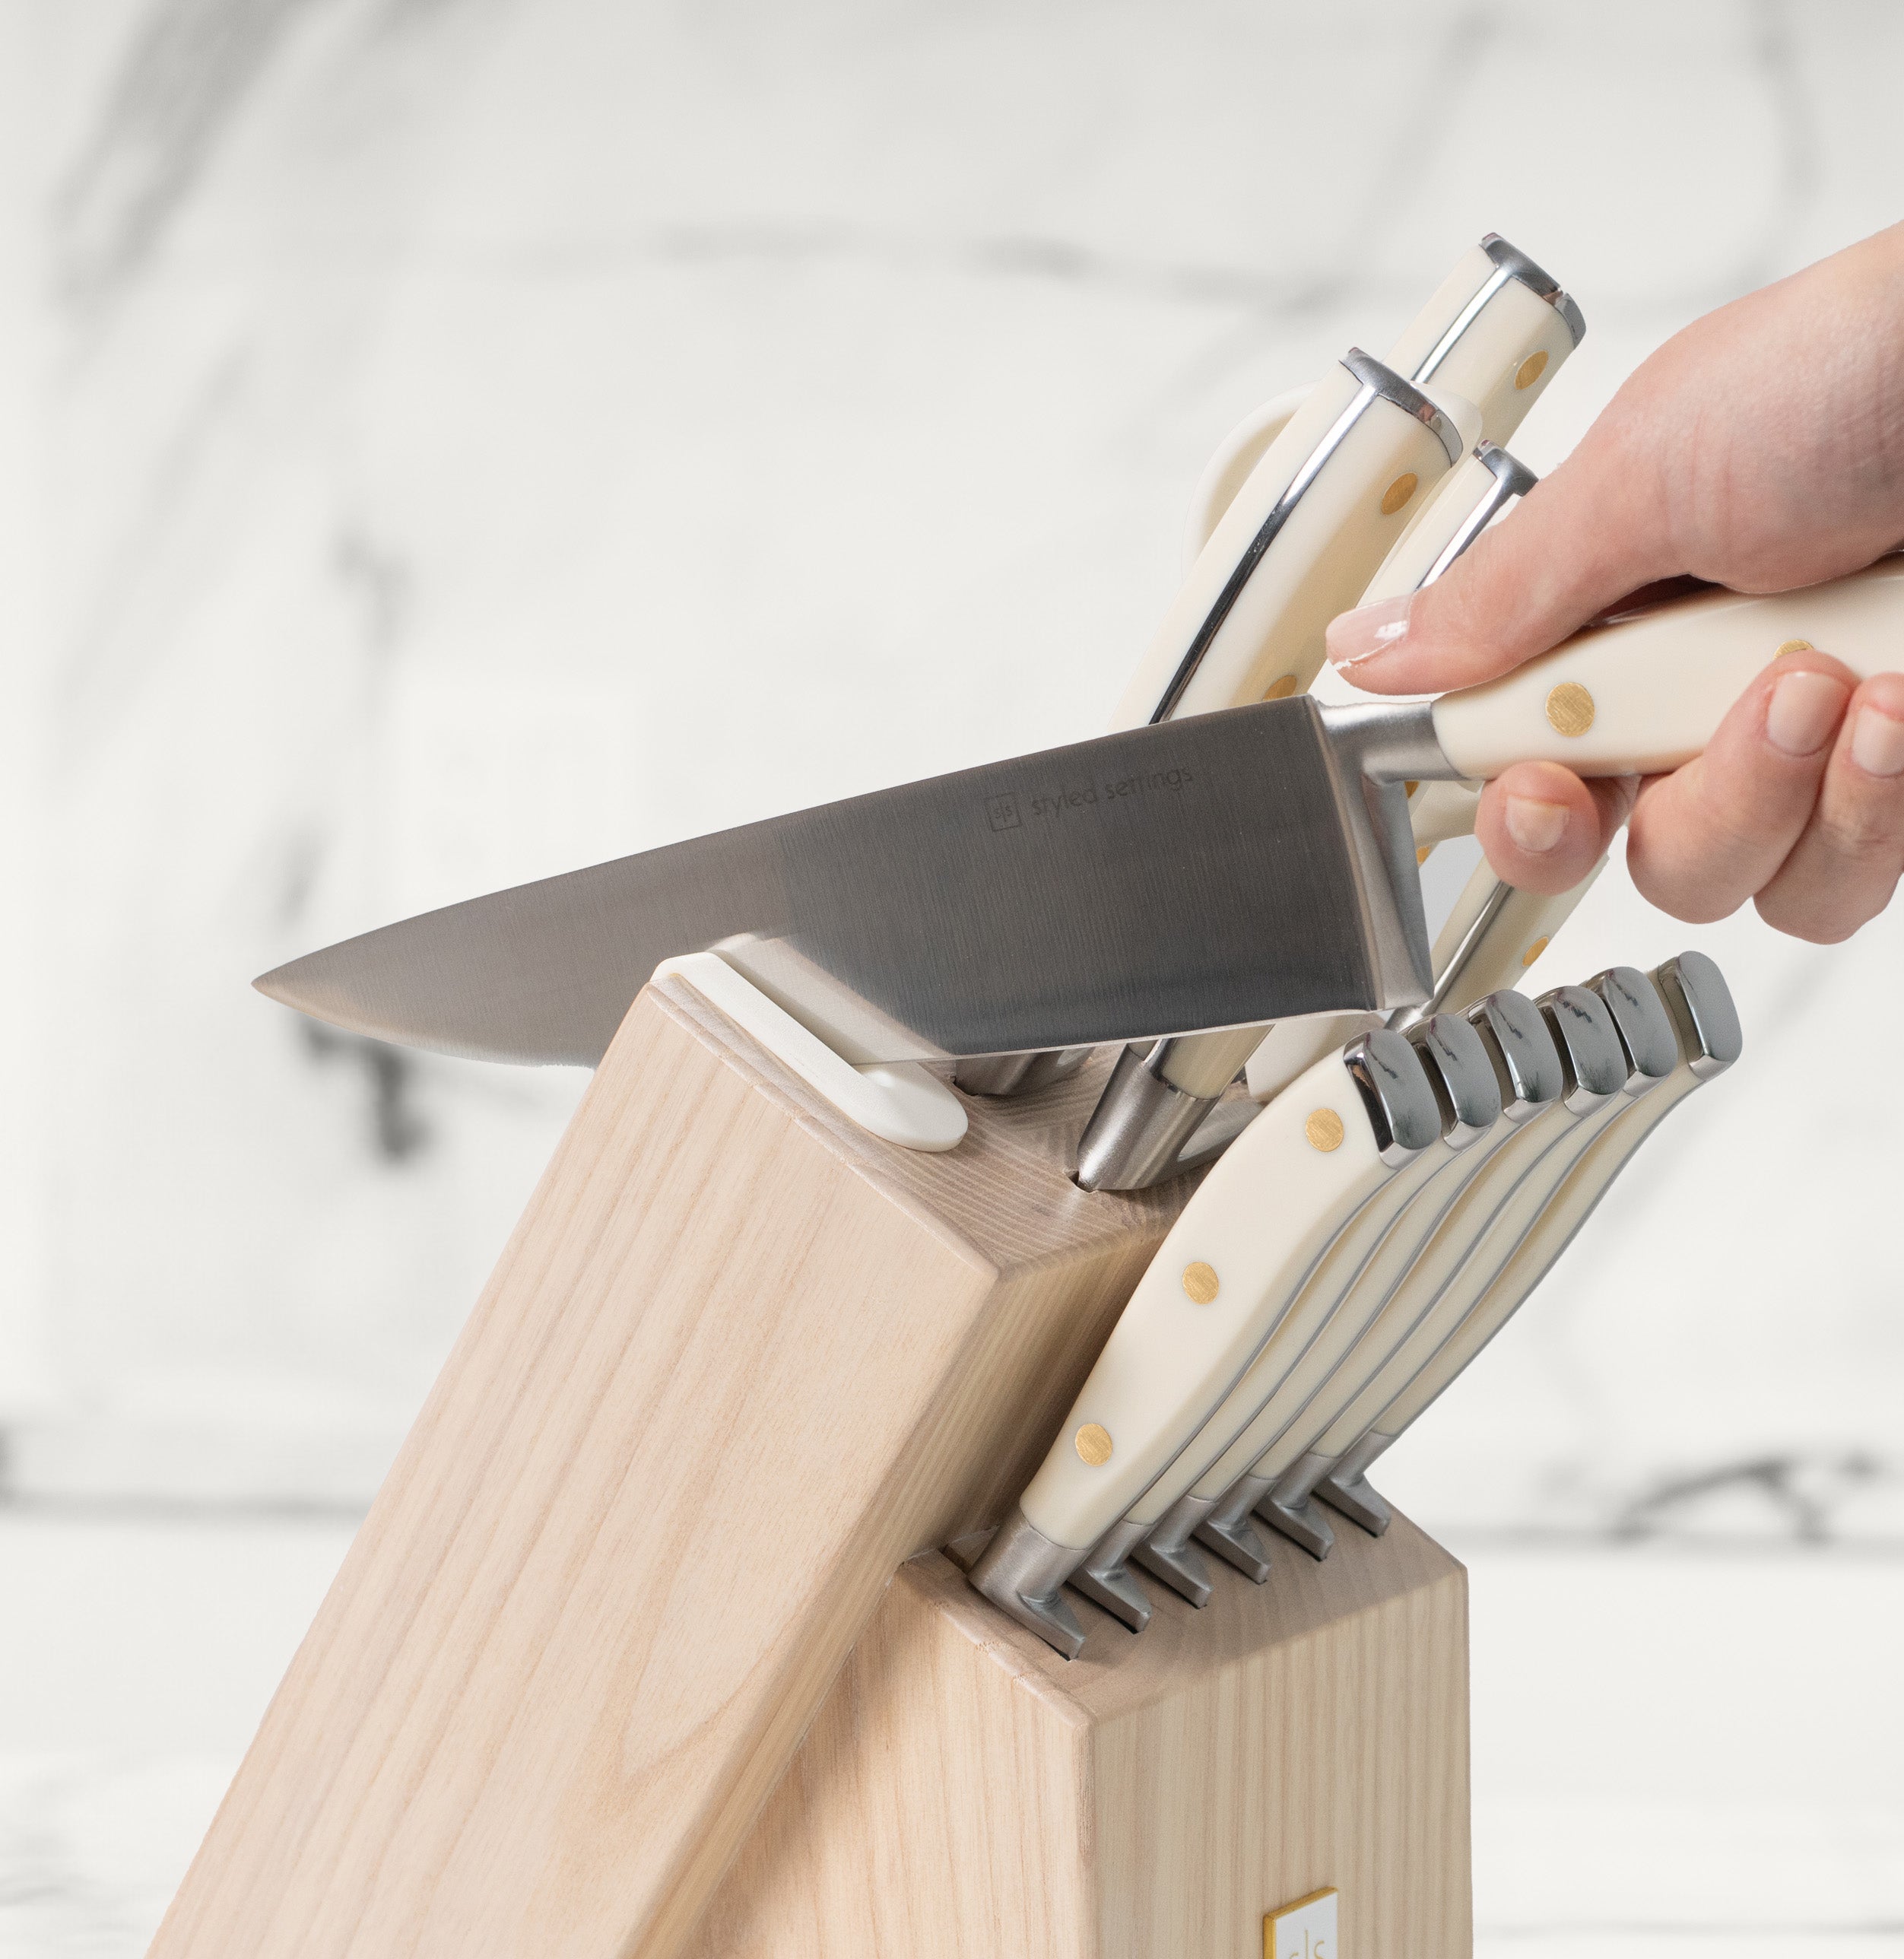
[1327,223,1904,944]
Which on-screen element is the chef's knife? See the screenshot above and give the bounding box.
[964,1029,1440,1657]
[1318,951,1740,1534]
[255,558,1904,1069]
[1258,967,1674,1558]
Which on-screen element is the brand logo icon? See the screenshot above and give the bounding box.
[987,794,1022,833]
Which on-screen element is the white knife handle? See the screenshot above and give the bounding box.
[1433,557,1904,779]
[1363,443,1541,611]
[1300,983,1628,1460]
[1387,234,1584,446]
[1366,954,1740,1440]
[1180,233,1579,567]
[1181,384,1312,572]
[1168,1016,1500,1510]
[1017,1032,1439,1551]
[1408,852,1607,1026]
[1122,1009,1499,1529]
[1113,354,1477,729]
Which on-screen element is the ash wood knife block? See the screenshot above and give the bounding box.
[148,974,1471,1959]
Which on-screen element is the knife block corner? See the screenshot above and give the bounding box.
[147,973,1198,1959]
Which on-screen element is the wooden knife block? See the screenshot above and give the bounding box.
[148,975,1471,1959]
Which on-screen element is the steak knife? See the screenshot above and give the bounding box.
[1319,950,1741,1534]
[1193,989,1565,1580]
[1258,967,1674,1558]
[255,559,1904,1072]
[964,1029,1440,1657]
[1104,1013,1502,1611]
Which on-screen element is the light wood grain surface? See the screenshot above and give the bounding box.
[148,976,1192,1959]
[690,1511,1471,1959]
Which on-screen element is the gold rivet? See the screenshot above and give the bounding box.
[1305,1107,1345,1152]
[1380,471,1418,516]
[1416,843,1433,865]
[1545,681,1595,736]
[1075,1422,1113,1466]
[1776,638,1814,656]
[1263,673,1298,700]
[1515,350,1550,391]
[1403,779,1420,797]
[1182,1260,1220,1304]
[1522,935,1550,968]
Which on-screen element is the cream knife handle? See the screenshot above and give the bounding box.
[1017,1037,1434,1551]
[1122,1135,1457,1529]
[1433,557,1904,778]
[1372,951,1741,1438]
[1406,853,1605,1026]
[1375,1077,1699,1438]
[1389,233,1584,446]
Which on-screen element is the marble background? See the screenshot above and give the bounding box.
[2,1,1902,1952]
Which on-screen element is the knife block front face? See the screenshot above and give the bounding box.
[147,976,1471,1959]
[690,1524,1471,1959]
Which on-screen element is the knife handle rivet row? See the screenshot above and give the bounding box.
[1075,1424,1114,1466]
[1181,1262,1220,1304]
[1304,1109,1346,1151]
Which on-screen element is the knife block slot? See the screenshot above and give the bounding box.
[146,975,1468,1959]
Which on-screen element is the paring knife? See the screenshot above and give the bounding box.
[1076,245,1585,1186]
[1141,992,1559,1593]
[1258,967,1674,1560]
[1319,950,1741,1535]
[254,559,1904,1074]
[1090,1013,1502,1615]
[964,1029,1442,1657]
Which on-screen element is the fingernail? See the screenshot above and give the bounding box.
[1504,795,1569,854]
[1766,670,1848,757]
[1326,593,1414,669]
[1852,703,1904,776]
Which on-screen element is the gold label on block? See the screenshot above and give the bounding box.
[1265,1884,1338,1959]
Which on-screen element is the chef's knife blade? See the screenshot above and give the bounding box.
[256,696,1440,1067]
[259,557,1904,1067]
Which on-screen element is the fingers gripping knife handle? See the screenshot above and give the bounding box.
[1319,952,1743,1535]
[967,1029,1439,1657]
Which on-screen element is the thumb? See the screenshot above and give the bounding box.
[1323,411,1675,696]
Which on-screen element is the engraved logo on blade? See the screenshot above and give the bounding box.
[986,793,1022,832]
